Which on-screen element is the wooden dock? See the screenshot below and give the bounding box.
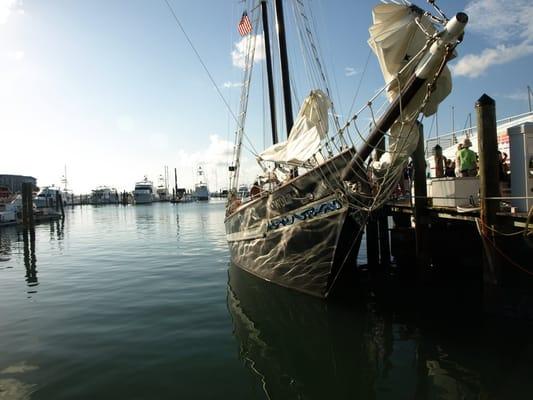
[363,94,533,319]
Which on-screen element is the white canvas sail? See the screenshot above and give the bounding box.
[368,3,455,173]
[259,90,330,165]
[368,3,452,117]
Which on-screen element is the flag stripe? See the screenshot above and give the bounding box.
[238,12,252,36]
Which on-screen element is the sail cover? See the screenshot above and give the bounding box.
[368,2,451,117]
[259,90,330,164]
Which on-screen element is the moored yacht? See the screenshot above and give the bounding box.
[133,177,157,204]
[194,167,209,201]
[34,186,67,208]
[90,186,119,205]
[156,175,170,202]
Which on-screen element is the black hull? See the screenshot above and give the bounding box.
[225,150,366,298]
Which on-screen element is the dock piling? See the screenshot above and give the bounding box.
[365,215,379,271]
[378,210,391,268]
[375,134,391,268]
[56,192,65,218]
[21,182,34,227]
[413,122,431,277]
[476,94,503,312]
[477,94,500,232]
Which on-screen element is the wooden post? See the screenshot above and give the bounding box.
[21,182,34,227]
[413,122,431,276]
[477,94,500,231]
[57,192,65,218]
[21,183,28,226]
[378,210,391,268]
[366,215,379,270]
[476,94,504,315]
[375,134,390,268]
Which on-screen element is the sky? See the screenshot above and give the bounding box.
[1,0,532,193]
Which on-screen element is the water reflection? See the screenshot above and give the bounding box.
[175,212,180,239]
[0,219,66,293]
[0,228,13,262]
[0,361,38,400]
[227,264,533,399]
[49,218,64,241]
[227,264,382,399]
[22,227,38,288]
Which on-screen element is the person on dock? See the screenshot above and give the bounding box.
[497,151,510,183]
[458,138,477,177]
[455,143,463,177]
[445,159,456,177]
[433,144,446,178]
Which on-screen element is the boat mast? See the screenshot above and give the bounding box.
[274,0,294,135]
[261,0,278,144]
[174,167,178,194]
[62,164,68,192]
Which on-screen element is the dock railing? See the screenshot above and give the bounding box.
[424,111,533,155]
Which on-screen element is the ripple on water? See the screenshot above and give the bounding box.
[1,202,533,400]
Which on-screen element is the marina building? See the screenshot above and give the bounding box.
[0,174,37,193]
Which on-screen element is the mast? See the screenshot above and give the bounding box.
[527,85,533,112]
[261,0,278,144]
[62,164,68,192]
[451,105,456,143]
[174,168,178,193]
[274,0,294,135]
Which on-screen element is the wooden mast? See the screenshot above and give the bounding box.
[274,0,294,135]
[261,1,278,145]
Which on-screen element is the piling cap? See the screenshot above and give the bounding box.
[463,138,472,148]
[476,94,495,107]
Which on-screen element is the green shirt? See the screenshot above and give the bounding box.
[458,148,476,171]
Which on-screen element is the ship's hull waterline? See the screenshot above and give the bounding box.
[134,193,154,204]
[225,150,365,298]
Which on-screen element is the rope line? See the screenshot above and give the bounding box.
[477,218,533,277]
[163,0,239,125]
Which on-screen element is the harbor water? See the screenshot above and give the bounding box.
[0,202,532,399]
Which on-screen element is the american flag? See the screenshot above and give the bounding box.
[238,11,252,36]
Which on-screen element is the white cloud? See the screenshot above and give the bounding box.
[453,43,533,78]
[503,90,529,101]
[0,0,22,25]
[452,0,533,78]
[13,50,24,60]
[115,115,135,132]
[176,134,261,189]
[221,81,243,89]
[344,67,358,77]
[231,34,265,69]
[465,0,533,41]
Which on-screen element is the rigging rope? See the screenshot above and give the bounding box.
[163,0,239,125]
[477,218,533,277]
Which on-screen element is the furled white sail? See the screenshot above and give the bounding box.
[259,90,330,165]
[369,3,456,174]
[368,2,452,117]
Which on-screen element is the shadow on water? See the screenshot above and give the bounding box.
[1,220,65,295]
[227,264,533,400]
[22,227,38,289]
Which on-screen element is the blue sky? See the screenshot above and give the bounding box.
[1,0,531,193]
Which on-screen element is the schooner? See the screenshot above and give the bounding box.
[225,0,468,298]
